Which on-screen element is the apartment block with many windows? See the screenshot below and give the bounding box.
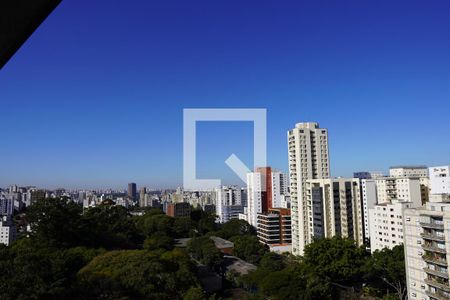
[287,122,330,255]
[404,194,450,300]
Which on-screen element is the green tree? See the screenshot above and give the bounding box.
[135,212,174,237]
[183,287,206,300]
[216,219,255,239]
[143,232,174,250]
[187,236,223,270]
[230,235,268,264]
[81,205,142,249]
[26,197,84,248]
[78,249,198,300]
[0,239,104,300]
[173,217,193,238]
[302,236,369,285]
[364,245,406,299]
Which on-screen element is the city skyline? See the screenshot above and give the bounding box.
[2,1,450,189]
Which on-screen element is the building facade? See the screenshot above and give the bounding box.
[215,186,245,223]
[257,208,292,252]
[166,202,191,217]
[389,166,429,178]
[245,168,290,227]
[375,177,422,205]
[430,166,450,195]
[128,183,137,201]
[305,178,363,245]
[404,194,450,300]
[0,216,16,246]
[288,122,330,255]
[368,200,417,253]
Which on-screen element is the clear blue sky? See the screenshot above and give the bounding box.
[1,0,450,189]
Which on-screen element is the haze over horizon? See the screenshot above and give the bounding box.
[1,0,450,189]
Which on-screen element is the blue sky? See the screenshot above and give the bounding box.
[1,0,450,189]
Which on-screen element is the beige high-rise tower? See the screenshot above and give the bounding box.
[288,122,330,255]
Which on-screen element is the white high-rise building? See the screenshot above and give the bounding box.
[244,167,288,227]
[288,122,330,255]
[353,171,384,242]
[215,186,245,223]
[404,194,450,300]
[305,178,363,245]
[389,165,428,178]
[368,199,418,253]
[430,166,450,195]
[271,171,289,208]
[246,171,263,227]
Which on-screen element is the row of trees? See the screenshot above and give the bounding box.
[238,237,406,299]
[0,197,407,299]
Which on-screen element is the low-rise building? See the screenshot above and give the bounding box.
[257,208,291,252]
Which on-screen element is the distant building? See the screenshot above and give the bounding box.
[430,166,450,194]
[139,187,147,207]
[202,204,215,215]
[0,198,14,216]
[353,171,384,180]
[215,186,245,223]
[0,216,16,246]
[166,202,191,217]
[246,167,287,227]
[128,183,137,201]
[30,190,46,205]
[389,165,428,178]
[257,208,291,253]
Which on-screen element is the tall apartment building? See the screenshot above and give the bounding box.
[368,200,417,253]
[139,187,147,207]
[288,122,330,255]
[305,178,364,245]
[215,186,245,223]
[257,208,292,253]
[353,171,383,242]
[389,166,428,178]
[430,166,450,194]
[128,183,137,201]
[404,194,450,300]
